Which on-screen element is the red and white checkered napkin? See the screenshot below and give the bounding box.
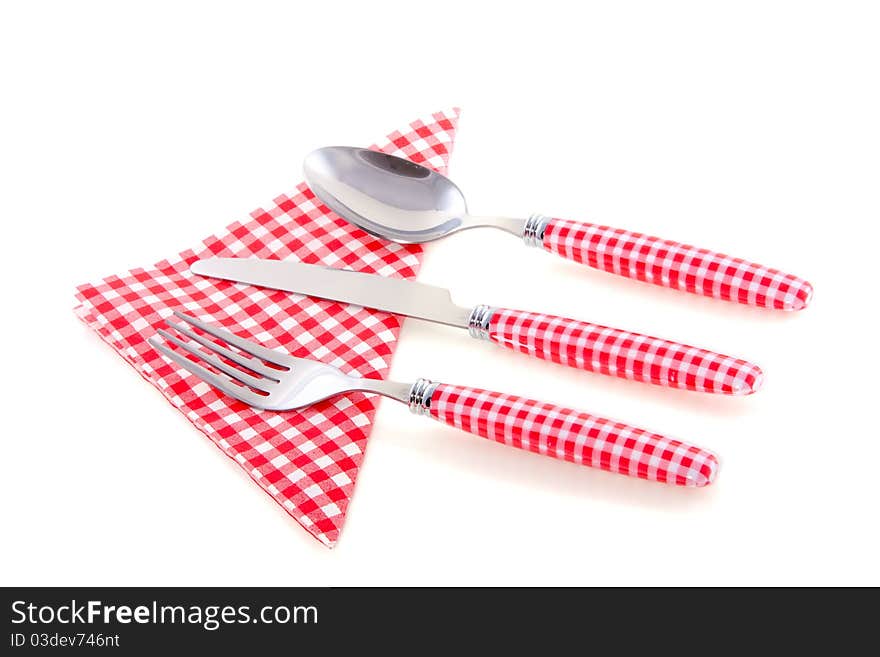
[74,108,460,547]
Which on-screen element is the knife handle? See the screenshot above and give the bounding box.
[415,381,717,487]
[469,306,763,395]
[525,215,813,311]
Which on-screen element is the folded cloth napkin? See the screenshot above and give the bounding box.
[75,108,460,547]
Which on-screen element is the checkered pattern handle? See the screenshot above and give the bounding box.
[487,308,763,395]
[542,218,813,310]
[428,384,718,486]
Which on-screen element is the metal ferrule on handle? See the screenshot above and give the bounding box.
[467,305,495,340]
[522,213,551,247]
[408,378,439,415]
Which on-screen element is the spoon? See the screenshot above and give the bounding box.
[303,146,813,311]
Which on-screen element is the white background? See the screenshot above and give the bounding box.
[2,1,878,586]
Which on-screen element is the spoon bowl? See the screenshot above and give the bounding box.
[303,146,523,242]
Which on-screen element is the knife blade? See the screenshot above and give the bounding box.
[190,257,764,394]
[191,257,472,328]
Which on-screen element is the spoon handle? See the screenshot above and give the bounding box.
[473,307,763,395]
[531,216,813,311]
[416,382,718,487]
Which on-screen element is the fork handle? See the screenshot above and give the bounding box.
[528,215,813,311]
[413,381,717,487]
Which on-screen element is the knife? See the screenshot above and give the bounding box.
[191,258,763,395]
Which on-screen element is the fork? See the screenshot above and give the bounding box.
[149,311,719,487]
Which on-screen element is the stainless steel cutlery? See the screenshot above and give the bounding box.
[144,143,814,495]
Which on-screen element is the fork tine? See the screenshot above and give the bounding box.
[165,319,281,381]
[148,336,269,408]
[173,311,291,366]
[155,329,271,391]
